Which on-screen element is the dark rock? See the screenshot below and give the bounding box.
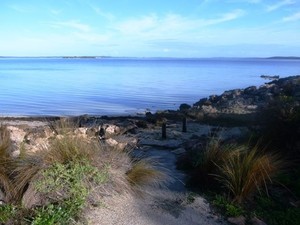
[179,103,191,111]
[193,98,208,107]
[145,112,157,123]
[209,95,220,103]
[261,75,279,80]
[135,120,148,128]
[244,86,257,95]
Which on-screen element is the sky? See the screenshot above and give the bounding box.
[0,0,299,57]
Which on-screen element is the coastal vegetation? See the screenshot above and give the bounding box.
[1,75,300,225]
[0,123,165,224]
[177,76,300,225]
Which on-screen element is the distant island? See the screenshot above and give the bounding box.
[1,56,300,60]
[267,56,300,60]
[62,56,97,59]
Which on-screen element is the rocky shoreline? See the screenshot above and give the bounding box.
[1,75,299,157]
[1,75,299,225]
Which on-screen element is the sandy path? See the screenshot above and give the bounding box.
[0,118,227,225]
[86,189,226,225]
[86,148,227,225]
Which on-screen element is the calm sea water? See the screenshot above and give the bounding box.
[0,57,299,116]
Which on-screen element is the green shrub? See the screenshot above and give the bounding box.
[212,195,244,217]
[255,195,300,225]
[0,123,168,224]
[0,204,16,223]
[259,95,300,159]
[26,159,109,224]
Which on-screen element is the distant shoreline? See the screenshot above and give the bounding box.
[1,56,300,60]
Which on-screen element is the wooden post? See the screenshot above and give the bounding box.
[182,117,187,132]
[162,123,167,139]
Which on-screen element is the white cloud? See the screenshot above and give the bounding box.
[50,9,62,15]
[49,20,91,32]
[227,0,261,4]
[9,4,34,13]
[205,9,245,25]
[283,12,300,22]
[247,0,261,3]
[266,0,295,12]
[114,10,245,39]
[89,5,115,21]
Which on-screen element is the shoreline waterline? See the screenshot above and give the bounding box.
[1,57,299,116]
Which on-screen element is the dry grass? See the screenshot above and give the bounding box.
[0,125,15,203]
[216,145,284,203]
[0,122,170,224]
[0,125,11,160]
[190,136,237,188]
[194,137,236,170]
[48,117,77,135]
[126,158,166,187]
[43,135,95,164]
[12,154,44,202]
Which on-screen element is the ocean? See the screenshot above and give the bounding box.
[0,57,299,116]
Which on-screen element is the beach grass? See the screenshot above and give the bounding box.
[0,122,167,224]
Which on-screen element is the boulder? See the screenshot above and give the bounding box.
[104,124,120,136]
[179,103,191,111]
[105,138,119,147]
[244,86,257,95]
[105,137,137,150]
[193,98,208,107]
[22,182,46,209]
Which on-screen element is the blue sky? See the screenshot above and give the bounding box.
[0,0,299,57]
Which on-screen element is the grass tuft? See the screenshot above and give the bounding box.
[188,136,238,189]
[126,158,166,191]
[215,144,284,203]
[0,125,15,203]
[0,122,170,224]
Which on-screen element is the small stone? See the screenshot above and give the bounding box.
[74,127,87,135]
[0,189,5,203]
[105,138,119,147]
[11,149,20,158]
[105,125,120,135]
[228,216,246,225]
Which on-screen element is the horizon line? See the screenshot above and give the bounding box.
[1,56,300,59]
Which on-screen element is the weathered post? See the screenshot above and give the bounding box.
[98,125,105,140]
[182,117,187,132]
[162,123,167,139]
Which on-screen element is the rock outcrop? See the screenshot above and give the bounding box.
[190,75,300,116]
